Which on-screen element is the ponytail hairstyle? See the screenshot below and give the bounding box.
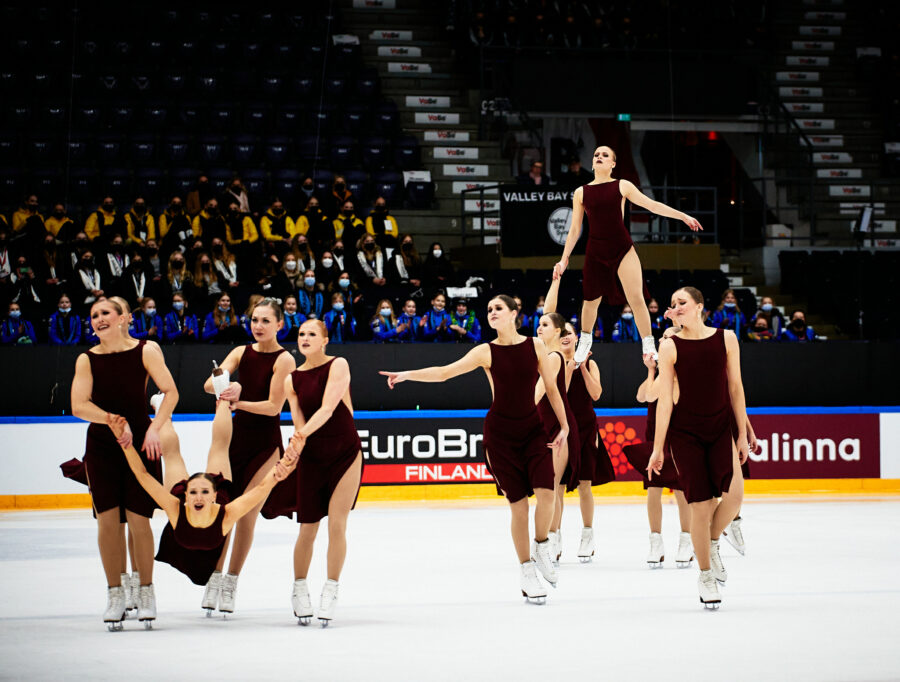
[491,294,518,312]
[300,318,329,338]
[253,296,284,322]
[680,286,704,305]
[543,311,566,332]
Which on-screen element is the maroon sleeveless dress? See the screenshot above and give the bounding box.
[483,337,555,502]
[287,359,363,523]
[668,329,735,503]
[624,399,682,490]
[567,360,616,486]
[155,475,231,585]
[70,340,161,518]
[228,345,286,497]
[537,351,581,492]
[581,180,634,305]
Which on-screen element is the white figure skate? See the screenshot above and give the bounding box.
[292,578,313,626]
[121,572,135,613]
[531,539,558,587]
[219,573,238,615]
[647,532,664,568]
[149,392,164,413]
[318,580,339,627]
[698,569,721,609]
[520,561,547,604]
[710,539,727,583]
[104,585,126,631]
[573,332,593,367]
[211,361,230,400]
[675,532,694,568]
[202,570,222,616]
[577,527,595,563]
[642,335,658,362]
[137,584,156,629]
[723,517,746,555]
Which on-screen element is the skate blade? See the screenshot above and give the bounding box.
[578,556,593,563]
[141,620,154,630]
[723,534,746,555]
[675,560,693,568]
[522,592,547,605]
[647,561,664,569]
[700,599,721,610]
[204,608,215,618]
[319,618,331,628]
[296,616,312,626]
[105,620,124,632]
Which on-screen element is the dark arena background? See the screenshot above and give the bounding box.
[1,1,899,680]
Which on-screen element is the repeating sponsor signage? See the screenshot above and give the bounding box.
[406,95,450,108]
[415,112,461,125]
[434,147,479,160]
[369,30,413,41]
[388,62,433,74]
[426,130,470,142]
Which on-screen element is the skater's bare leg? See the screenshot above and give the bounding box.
[326,452,363,581]
[509,498,531,563]
[550,443,567,531]
[226,449,279,575]
[647,487,663,533]
[97,508,126,586]
[294,522,320,579]
[125,510,154,584]
[122,524,130,573]
[206,400,234,480]
[690,499,716,570]
[215,531,231,572]
[158,419,188,490]
[552,484,565,532]
[580,297,601,335]
[711,447,745,539]
[617,247,651,340]
[675,489,691,532]
[577,480,594,527]
[533,488,554,541]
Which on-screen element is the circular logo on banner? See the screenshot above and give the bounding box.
[547,207,572,245]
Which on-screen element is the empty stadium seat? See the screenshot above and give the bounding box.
[361,136,390,171]
[330,135,359,169]
[264,136,292,167]
[344,170,369,202]
[134,168,164,199]
[372,170,403,205]
[232,135,260,164]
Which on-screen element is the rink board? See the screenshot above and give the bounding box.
[0,407,898,507]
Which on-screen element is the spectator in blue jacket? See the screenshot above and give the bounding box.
[130,296,164,341]
[648,298,668,340]
[525,296,545,336]
[297,270,325,320]
[710,289,747,338]
[781,309,816,342]
[395,298,421,342]
[1,302,37,345]
[280,294,306,343]
[163,292,199,343]
[449,298,482,343]
[48,293,82,345]
[612,304,642,343]
[323,292,357,343]
[421,292,453,342]
[202,292,243,343]
[371,298,400,342]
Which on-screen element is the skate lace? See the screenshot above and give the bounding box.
[109,589,124,611]
[221,577,235,601]
[731,523,744,545]
[140,587,153,610]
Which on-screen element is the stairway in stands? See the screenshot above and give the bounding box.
[340,0,508,248]
[771,0,899,243]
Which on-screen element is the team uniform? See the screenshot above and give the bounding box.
[567,362,616,486]
[536,351,580,492]
[581,180,638,305]
[482,338,555,502]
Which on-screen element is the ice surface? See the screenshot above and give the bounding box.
[1,499,899,681]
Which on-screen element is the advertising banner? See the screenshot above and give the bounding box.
[499,184,589,257]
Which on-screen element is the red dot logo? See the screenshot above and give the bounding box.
[599,420,643,475]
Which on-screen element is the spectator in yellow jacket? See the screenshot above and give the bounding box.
[125,197,156,245]
[11,194,44,235]
[260,199,298,256]
[191,198,227,245]
[365,196,399,251]
[84,197,127,242]
[45,203,76,242]
[224,201,259,247]
[158,196,194,257]
[332,200,365,246]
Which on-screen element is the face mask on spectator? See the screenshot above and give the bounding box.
[201,262,211,270]
[54,209,65,218]
[535,306,544,315]
[402,242,413,252]
[433,249,442,258]
[334,182,346,192]
[218,305,230,313]
[173,301,185,311]
[339,278,350,289]
[761,303,773,312]
[374,204,387,214]
[145,307,156,317]
[207,206,219,216]
[622,313,634,321]
[724,302,736,309]
[9,310,21,319]
[102,202,115,212]
[304,276,316,287]
[272,207,284,216]
[302,186,314,197]
[364,242,375,251]
[59,306,71,314]
[754,325,767,333]
[170,203,183,213]
[285,261,298,271]
[134,203,146,214]
[332,302,345,312]
[380,307,392,317]
[172,259,184,269]
[333,247,344,256]
[322,258,334,268]
[792,319,806,330]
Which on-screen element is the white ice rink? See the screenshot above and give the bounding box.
[2,497,899,682]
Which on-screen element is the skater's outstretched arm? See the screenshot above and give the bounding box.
[647,339,676,479]
[724,330,750,463]
[222,443,300,532]
[294,357,350,439]
[141,342,179,460]
[535,338,569,449]
[230,352,296,416]
[619,180,703,231]
[106,413,180,525]
[543,273,561,314]
[553,187,585,278]
[380,343,491,388]
[579,356,603,401]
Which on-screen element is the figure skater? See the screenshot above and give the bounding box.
[380,295,569,603]
[553,145,702,365]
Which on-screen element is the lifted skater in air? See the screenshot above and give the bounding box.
[381,295,569,604]
[553,146,703,365]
